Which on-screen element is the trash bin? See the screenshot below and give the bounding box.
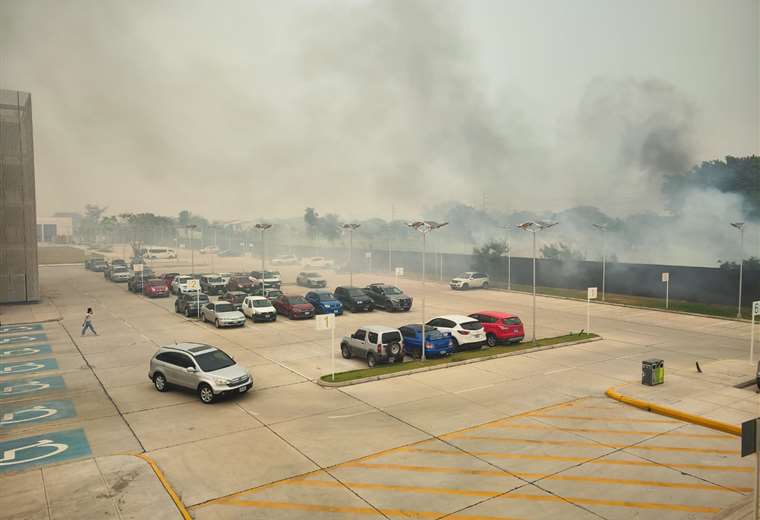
[642,359,664,386]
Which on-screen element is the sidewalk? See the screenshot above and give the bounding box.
[0,298,60,325]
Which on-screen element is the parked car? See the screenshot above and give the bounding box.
[449,272,490,290]
[171,275,198,295]
[161,272,180,288]
[399,324,453,358]
[111,258,128,268]
[143,247,177,260]
[426,315,486,351]
[109,265,130,283]
[304,290,343,315]
[90,258,107,272]
[226,274,255,294]
[218,249,242,257]
[334,286,374,312]
[302,256,334,269]
[363,283,413,312]
[127,274,146,293]
[253,287,283,301]
[174,292,210,317]
[296,271,326,288]
[218,272,232,285]
[148,342,253,404]
[200,301,246,328]
[272,294,315,320]
[200,274,226,295]
[143,278,170,298]
[469,311,525,346]
[200,245,219,254]
[340,326,404,367]
[249,270,281,289]
[241,295,277,322]
[271,254,299,266]
[85,257,106,270]
[222,291,248,311]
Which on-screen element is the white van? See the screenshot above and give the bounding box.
[144,247,177,260]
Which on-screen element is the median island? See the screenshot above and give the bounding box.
[320,331,599,385]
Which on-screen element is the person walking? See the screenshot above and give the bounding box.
[81,307,97,336]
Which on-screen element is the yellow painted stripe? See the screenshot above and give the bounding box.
[290,479,720,513]
[408,448,752,473]
[451,434,738,455]
[528,413,681,424]
[488,421,731,439]
[135,454,192,520]
[344,462,751,493]
[218,499,522,520]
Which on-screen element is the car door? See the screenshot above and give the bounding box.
[160,352,187,387]
[350,329,367,356]
[172,352,198,389]
[304,292,317,310]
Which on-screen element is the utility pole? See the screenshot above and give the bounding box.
[732,222,746,318]
[518,221,559,345]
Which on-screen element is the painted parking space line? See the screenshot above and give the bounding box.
[527,413,682,425]
[0,399,76,429]
[489,421,730,439]
[0,376,65,399]
[0,358,59,377]
[0,428,91,474]
[0,324,43,335]
[0,333,48,346]
[0,344,53,359]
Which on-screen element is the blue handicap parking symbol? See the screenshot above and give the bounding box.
[0,358,58,378]
[0,428,91,473]
[0,334,48,346]
[0,399,76,429]
[0,324,43,335]
[0,344,52,359]
[0,376,65,400]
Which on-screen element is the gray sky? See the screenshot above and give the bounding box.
[1,0,757,221]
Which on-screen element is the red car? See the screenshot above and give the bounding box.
[468,311,524,346]
[143,278,170,298]
[273,294,315,320]
[161,272,180,288]
[227,274,255,294]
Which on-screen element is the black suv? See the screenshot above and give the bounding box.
[200,275,226,295]
[174,292,210,317]
[334,286,374,312]
[363,283,413,312]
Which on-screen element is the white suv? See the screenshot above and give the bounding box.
[450,272,489,290]
[426,315,486,351]
[242,296,277,322]
[302,256,334,268]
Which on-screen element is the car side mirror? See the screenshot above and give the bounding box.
[186,367,196,373]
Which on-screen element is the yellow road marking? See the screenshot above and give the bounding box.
[527,413,681,424]
[450,434,738,455]
[408,447,753,472]
[289,479,721,513]
[135,454,192,520]
[487,421,732,439]
[218,499,522,519]
[344,462,751,493]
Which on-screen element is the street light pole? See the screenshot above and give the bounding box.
[340,224,361,286]
[593,224,607,301]
[407,221,448,361]
[732,222,745,318]
[518,221,558,345]
[502,225,512,291]
[255,223,273,295]
[185,224,197,276]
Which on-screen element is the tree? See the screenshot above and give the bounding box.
[541,242,585,261]
[718,257,760,271]
[472,240,508,272]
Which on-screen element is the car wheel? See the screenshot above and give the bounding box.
[394,354,404,363]
[288,311,294,320]
[341,344,352,359]
[482,282,489,289]
[215,319,220,329]
[198,384,215,404]
[462,283,469,290]
[185,308,191,317]
[486,333,497,347]
[367,353,377,368]
[385,302,393,312]
[388,342,401,358]
[153,373,168,392]
[451,338,460,351]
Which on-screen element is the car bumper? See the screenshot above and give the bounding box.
[455,339,486,350]
[252,312,276,322]
[351,304,374,312]
[449,283,464,290]
[308,281,326,288]
[289,312,314,319]
[211,378,253,395]
[219,319,246,327]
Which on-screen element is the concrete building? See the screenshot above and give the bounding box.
[37,216,74,243]
[0,89,38,303]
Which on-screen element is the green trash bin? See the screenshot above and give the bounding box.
[642,359,664,386]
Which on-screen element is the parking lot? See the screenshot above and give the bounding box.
[1,251,757,519]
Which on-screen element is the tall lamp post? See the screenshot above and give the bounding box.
[255,223,273,295]
[502,225,512,290]
[184,224,198,276]
[407,220,448,361]
[592,223,607,301]
[518,220,558,345]
[731,222,745,318]
[340,223,361,286]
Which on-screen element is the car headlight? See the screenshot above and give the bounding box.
[213,377,228,385]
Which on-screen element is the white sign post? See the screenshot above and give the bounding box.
[186,279,200,318]
[751,301,760,364]
[394,267,404,286]
[662,272,670,309]
[316,313,337,380]
[587,287,598,333]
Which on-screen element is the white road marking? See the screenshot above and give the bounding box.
[454,383,497,394]
[328,410,376,419]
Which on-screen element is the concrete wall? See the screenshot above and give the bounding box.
[0,89,38,303]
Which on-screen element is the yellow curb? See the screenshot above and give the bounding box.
[605,387,741,437]
[135,453,192,520]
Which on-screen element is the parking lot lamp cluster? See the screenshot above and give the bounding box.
[517,220,558,345]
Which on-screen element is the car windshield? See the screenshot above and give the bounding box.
[252,299,271,308]
[504,317,522,325]
[147,280,164,286]
[267,291,283,298]
[206,277,222,283]
[263,271,276,277]
[306,272,320,278]
[287,296,308,304]
[227,294,245,302]
[316,293,335,301]
[178,276,191,283]
[234,277,249,283]
[215,303,235,313]
[194,350,235,372]
[113,266,127,272]
[347,289,366,297]
[456,273,473,279]
[460,320,483,330]
[383,287,402,295]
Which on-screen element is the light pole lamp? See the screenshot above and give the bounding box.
[518,220,558,345]
[731,222,745,318]
[184,224,198,276]
[406,220,448,361]
[501,224,512,290]
[340,223,361,286]
[592,223,607,301]
[255,223,273,295]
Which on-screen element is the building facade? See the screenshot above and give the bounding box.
[37,217,74,243]
[0,90,38,303]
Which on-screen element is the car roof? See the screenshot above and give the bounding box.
[160,342,217,356]
[357,325,401,333]
[227,290,247,295]
[434,314,480,323]
[472,310,518,319]
[244,295,269,301]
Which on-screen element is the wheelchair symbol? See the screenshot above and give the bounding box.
[0,347,40,358]
[0,439,68,467]
[1,406,59,426]
[2,362,45,375]
[0,335,44,345]
[1,380,50,395]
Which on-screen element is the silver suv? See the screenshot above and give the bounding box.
[148,343,253,403]
[340,325,404,367]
